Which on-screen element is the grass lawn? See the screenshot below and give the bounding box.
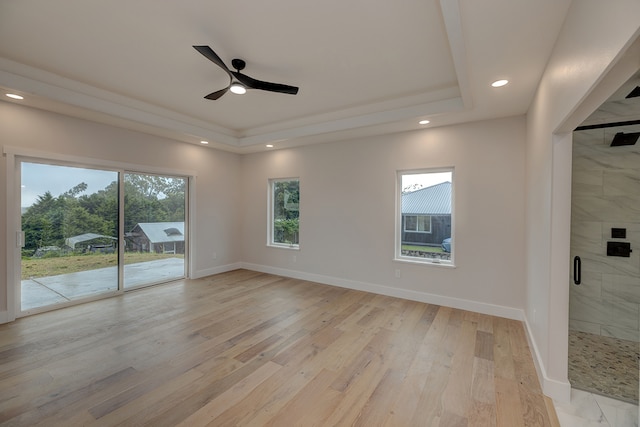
[401,244,445,253]
[21,252,184,280]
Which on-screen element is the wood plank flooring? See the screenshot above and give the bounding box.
[0,269,560,426]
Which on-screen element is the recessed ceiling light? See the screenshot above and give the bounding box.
[6,93,24,100]
[419,120,430,125]
[491,79,509,88]
[200,140,209,145]
[266,144,274,148]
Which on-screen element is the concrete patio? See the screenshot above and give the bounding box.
[21,257,185,311]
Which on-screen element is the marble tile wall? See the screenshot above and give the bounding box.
[570,126,640,342]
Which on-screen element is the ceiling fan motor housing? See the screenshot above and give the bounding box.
[231,58,246,71]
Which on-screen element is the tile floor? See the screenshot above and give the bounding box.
[555,389,638,427]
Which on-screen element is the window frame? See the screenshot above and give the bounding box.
[395,168,454,266]
[4,146,194,320]
[267,177,300,249]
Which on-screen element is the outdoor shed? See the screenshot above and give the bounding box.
[127,222,185,254]
[401,182,451,247]
[64,233,117,253]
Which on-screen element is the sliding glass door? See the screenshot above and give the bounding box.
[123,172,186,289]
[18,161,188,313]
[20,162,119,311]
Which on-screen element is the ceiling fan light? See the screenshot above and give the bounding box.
[230,83,246,95]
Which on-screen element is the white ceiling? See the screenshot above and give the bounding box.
[0,0,573,153]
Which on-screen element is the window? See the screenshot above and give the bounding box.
[16,159,189,314]
[269,178,300,248]
[404,215,432,233]
[397,169,453,264]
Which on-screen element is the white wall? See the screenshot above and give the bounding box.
[0,101,243,320]
[240,116,527,318]
[525,0,640,402]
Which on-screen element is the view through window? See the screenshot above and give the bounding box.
[19,161,187,313]
[123,172,187,289]
[20,162,118,311]
[270,178,300,247]
[398,169,453,264]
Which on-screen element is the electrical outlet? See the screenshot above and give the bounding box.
[395,269,401,278]
[292,255,297,263]
[212,252,217,260]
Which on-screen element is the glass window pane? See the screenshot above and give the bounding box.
[20,162,118,311]
[418,216,431,232]
[399,170,453,263]
[271,179,299,247]
[123,172,187,289]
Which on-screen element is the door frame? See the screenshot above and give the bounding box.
[3,146,196,321]
[548,41,640,400]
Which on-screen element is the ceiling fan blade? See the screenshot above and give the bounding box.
[204,87,229,100]
[233,72,299,95]
[193,45,231,75]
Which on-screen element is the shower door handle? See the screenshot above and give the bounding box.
[573,256,581,285]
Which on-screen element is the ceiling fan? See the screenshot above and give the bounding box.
[193,45,299,100]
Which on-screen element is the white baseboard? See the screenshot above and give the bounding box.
[192,262,243,280]
[522,316,572,403]
[241,262,524,321]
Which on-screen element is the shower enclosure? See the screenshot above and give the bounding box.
[570,119,640,404]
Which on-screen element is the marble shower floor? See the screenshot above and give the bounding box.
[554,389,638,427]
[569,330,639,404]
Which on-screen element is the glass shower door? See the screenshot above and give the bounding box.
[569,125,640,405]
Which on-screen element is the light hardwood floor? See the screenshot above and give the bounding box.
[0,269,560,426]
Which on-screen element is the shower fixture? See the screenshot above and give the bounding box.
[610,131,640,146]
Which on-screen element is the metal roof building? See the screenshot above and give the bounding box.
[132,222,185,244]
[402,182,451,215]
[64,233,117,249]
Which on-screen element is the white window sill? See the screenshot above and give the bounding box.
[394,256,456,268]
[267,243,300,251]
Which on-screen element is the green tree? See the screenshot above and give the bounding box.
[125,174,185,199]
[62,205,111,239]
[22,215,54,251]
[22,191,64,250]
[161,193,186,222]
[22,183,114,251]
[273,180,299,244]
[21,175,187,251]
[78,181,118,236]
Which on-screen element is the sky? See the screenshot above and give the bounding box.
[21,162,117,207]
[401,171,451,192]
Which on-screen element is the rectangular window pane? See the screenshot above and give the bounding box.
[417,215,431,232]
[398,170,453,263]
[405,215,417,231]
[20,162,118,311]
[123,172,187,288]
[270,178,299,247]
